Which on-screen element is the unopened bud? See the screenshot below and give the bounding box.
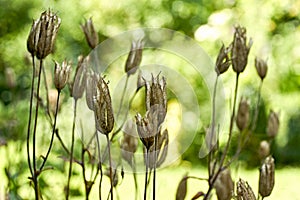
[125,39,144,76]
[237,178,256,200]
[81,18,99,49]
[236,98,250,131]
[94,76,114,135]
[259,156,275,197]
[231,25,252,73]
[176,175,188,200]
[267,110,279,138]
[54,60,71,91]
[259,140,270,159]
[255,57,268,80]
[215,168,234,200]
[215,44,231,75]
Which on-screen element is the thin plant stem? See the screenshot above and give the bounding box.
[96,132,103,200]
[27,54,35,178]
[153,134,158,200]
[32,58,44,200]
[132,157,138,200]
[208,75,219,179]
[39,90,61,171]
[204,73,240,200]
[106,134,113,200]
[66,99,78,200]
[116,75,129,120]
[55,130,70,155]
[42,66,52,122]
[144,148,149,200]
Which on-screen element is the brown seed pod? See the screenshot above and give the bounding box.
[214,168,234,200]
[215,44,231,75]
[259,156,275,197]
[125,39,144,76]
[176,175,188,200]
[231,25,252,74]
[236,178,256,200]
[81,17,99,49]
[54,60,71,91]
[258,140,270,160]
[266,110,280,138]
[255,57,268,80]
[236,98,250,131]
[135,113,155,150]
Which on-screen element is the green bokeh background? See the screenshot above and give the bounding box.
[0,0,300,199]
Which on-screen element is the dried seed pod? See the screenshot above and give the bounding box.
[94,76,114,135]
[48,89,60,115]
[71,55,87,100]
[27,19,41,56]
[236,98,250,131]
[236,178,256,200]
[259,156,275,197]
[255,57,268,80]
[176,175,188,200]
[125,39,144,76]
[258,140,270,160]
[135,113,155,150]
[145,74,167,130]
[231,25,252,74]
[54,60,71,91]
[36,10,61,59]
[81,18,99,49]
[214,168,234,200]
[266,110,279,138]
[215,44,231,75]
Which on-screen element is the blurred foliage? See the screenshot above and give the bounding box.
[1,0,300,198]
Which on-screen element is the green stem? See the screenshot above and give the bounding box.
[27,54,35,178]
[106,134,113,200]
[66,99,77,200]
[39,90,61,171]
[32,58,44,200]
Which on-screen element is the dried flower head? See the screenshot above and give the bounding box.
[267,110,279,138]
[259,140,270,159]
[94,76,114,135]
[135,113,155,150]
[231,25,252,74]
[27,10,61,59]
[236,98,250,131]
[259,156,275,197]
[71,55,87,100]
[215,168,234,200]
[54,60,71,91]
[215,44,231,75]
[125,39,144,76]
[85,71,97,111]
[255,57,268,80]
[145,74,167,130]
[81,18,99,49]
[236,178,256,200]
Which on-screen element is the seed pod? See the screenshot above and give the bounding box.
[266,110,279,138]
[255,57,268,80]
[85,71,97,111]
[94,76,114,135]
[236,98,250,131]
[36,10,61,59]
[236,178,256,200]
[214,168,234,200]
[27,19,41,56]
[135,113,155,150]
[145,74,167,130]
[81,18,99,49]
[176,175,188,200]
[259,156,275,197]
[54,60,71,91]
[258,140,270,160]
[71,55,87,100]
[125,39,144,76]
[231,25,252,74]
[215,44,231,75]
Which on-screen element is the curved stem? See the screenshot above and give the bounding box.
[106,134,113,200]
[39,90,61,171]
[66,99,78,200]
[32,58,44,199]
[27,54,35,178]
[144,149,149,200]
